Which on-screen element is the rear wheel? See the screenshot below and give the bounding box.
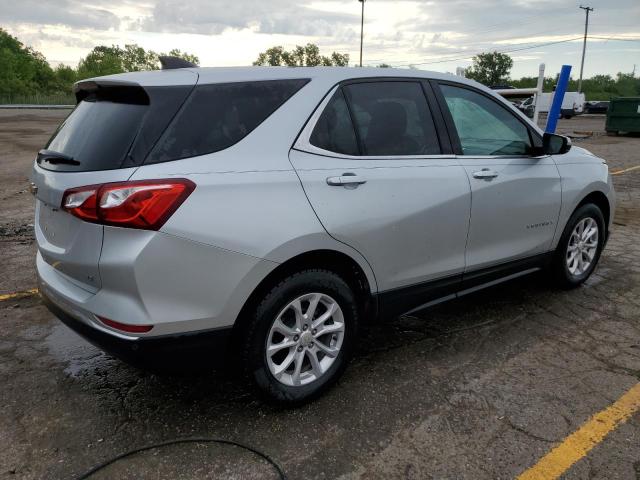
[242,269,358,405]
[551,203,605,288]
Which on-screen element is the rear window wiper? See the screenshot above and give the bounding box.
[37,149,81,166]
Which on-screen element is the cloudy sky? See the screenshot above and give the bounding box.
[2,0,639,78]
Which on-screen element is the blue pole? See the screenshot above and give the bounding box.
[545,64,572,133]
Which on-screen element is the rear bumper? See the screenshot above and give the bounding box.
[35,227,277,336]
[41,288,233,370]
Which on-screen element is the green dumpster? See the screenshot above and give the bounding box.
[606,97,640,135]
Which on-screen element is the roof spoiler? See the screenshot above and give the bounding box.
[73,80,149,105]
[159,56,198,69]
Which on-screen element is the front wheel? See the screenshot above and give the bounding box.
[551,203,605,288]
[242,269,358,405]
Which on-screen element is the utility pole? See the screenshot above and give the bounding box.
[359,0,365,67]
[578,5,594,93]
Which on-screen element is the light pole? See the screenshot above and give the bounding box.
[359,0,365,67]
[578,5,594,93]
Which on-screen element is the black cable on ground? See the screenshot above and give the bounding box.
[74,437,287,480]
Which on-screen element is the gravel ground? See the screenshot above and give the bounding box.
[0,110,639,479]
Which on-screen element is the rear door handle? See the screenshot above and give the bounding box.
[472,169,499,180]
[326,173,367,186]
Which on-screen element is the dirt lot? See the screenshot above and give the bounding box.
[1,110,639,479]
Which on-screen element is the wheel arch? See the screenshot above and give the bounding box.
[553,183,612,251]
[232,249,378,345]
[576,190,611,235]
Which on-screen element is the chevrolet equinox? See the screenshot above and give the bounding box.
[33,63,615,404]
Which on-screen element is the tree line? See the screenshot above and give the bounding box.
[462,51,639,100]
[0,28,199,103]
[1,28,637,104]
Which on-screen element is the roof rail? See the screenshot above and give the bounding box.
[158,56,198,70]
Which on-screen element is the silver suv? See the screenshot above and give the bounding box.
[33,65,614,404]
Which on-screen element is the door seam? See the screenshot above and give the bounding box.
[286,149,380,293]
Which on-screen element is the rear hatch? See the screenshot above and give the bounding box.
[32,71,197,292]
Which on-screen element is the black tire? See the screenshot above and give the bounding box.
[242,269,358,406]
[551,203,605,289]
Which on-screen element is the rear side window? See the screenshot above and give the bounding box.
[147,79,309,163]
[440,84,533,156]
[309,89,359,156]
[344,82,441,156]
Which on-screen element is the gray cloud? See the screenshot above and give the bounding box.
[141,0,359,36]
[378,0,640,66]
[399,0,640,41]
[2,0,637,73]
[0,0,121,30]
[6,0,636,44]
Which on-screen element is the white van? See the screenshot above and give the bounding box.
[521,91,586,118]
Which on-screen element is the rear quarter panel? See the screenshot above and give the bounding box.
[128,75,379,298]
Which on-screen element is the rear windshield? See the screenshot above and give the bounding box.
[45,98,146,172]
[42,86,191,172]
[146,79,309,163]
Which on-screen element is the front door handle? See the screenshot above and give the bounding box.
[326,173,367,186]
[472,169,499,180]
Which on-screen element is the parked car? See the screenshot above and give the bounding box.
[586,100,610,114]
[516,98,535,118]
[33,65,615,405]
[520,91,586,118]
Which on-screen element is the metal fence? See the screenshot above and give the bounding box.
[0,93,75,106]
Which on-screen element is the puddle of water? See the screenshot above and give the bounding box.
[45,323,113,377]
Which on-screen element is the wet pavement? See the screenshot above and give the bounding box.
[1,111,639,479]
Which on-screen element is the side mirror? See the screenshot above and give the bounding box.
[543,132,572,155]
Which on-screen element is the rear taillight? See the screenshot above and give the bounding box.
[62,179,195,230]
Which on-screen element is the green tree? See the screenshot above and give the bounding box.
[465,51,513,86]
[0,30,202,102]
[51,64,77,94]
[254,43,349,67]
[0,28,55,97]
[121,44,159,71]
[76,44,200,80]
[165,49,199,65]
[76,45,126,79]
[614,72,640,96]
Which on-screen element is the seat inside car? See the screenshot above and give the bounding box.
[365,101,417,155]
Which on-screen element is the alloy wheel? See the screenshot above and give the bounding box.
[566,217,599,276]
[266,293,345,387]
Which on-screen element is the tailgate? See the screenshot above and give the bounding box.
[33,166,139,292]
[32,71,197,293]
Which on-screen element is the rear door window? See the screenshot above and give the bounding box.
[309,89,359,156]
[147,79,309,163]
[343,82,441,156]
